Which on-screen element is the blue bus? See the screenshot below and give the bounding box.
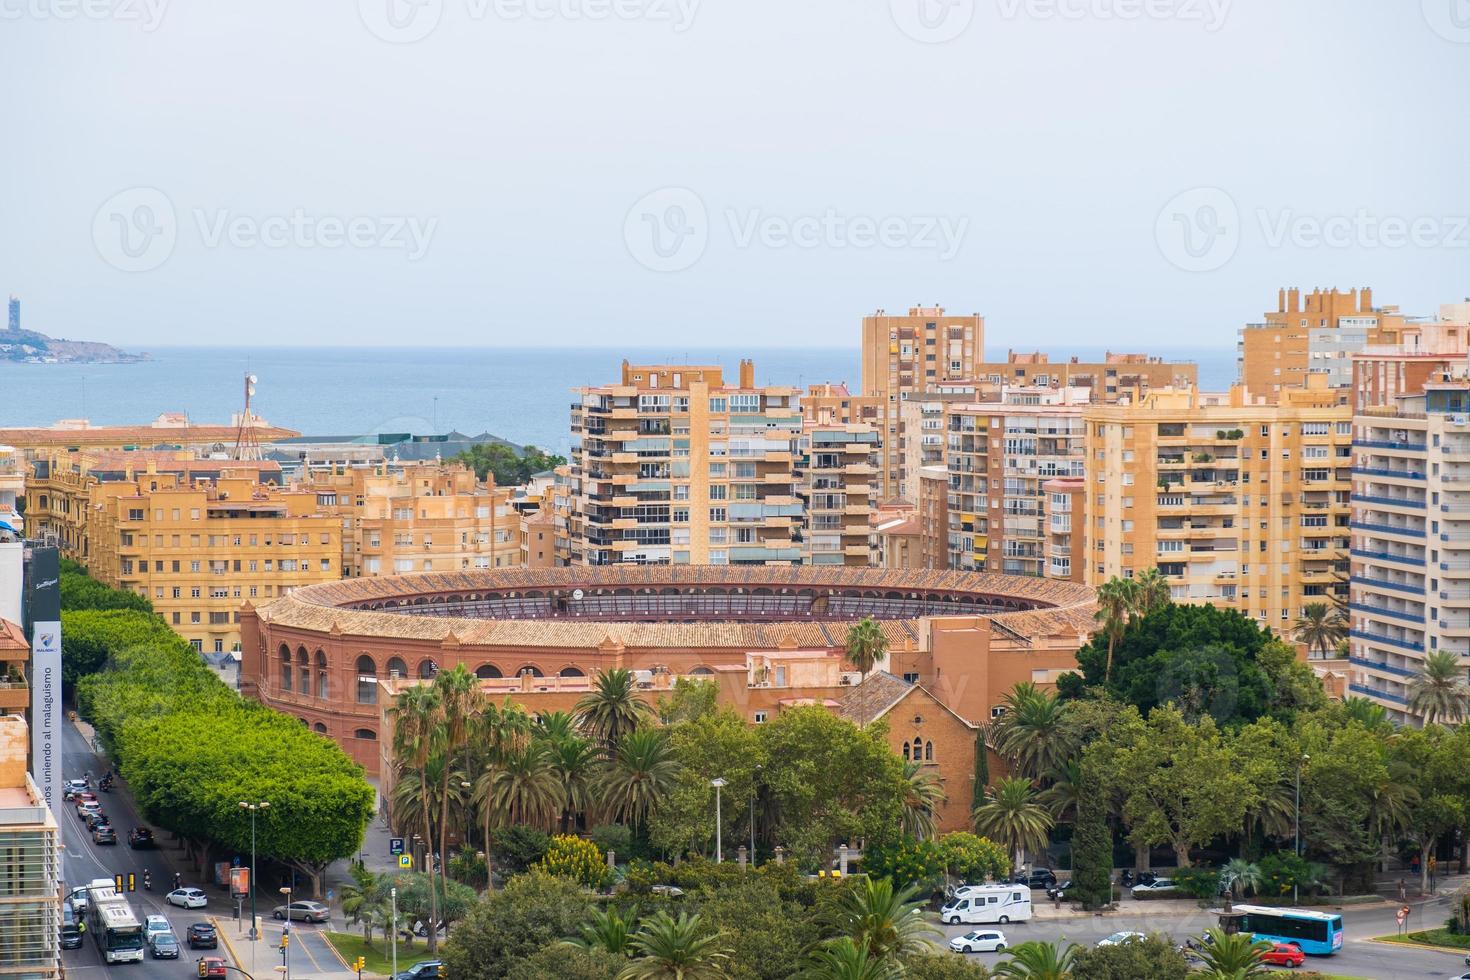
[1231,905,1344,955]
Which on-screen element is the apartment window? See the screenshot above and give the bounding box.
[710,463,727,477]
[709,507,727,522]
[709,397,727,412]
[709,549,728,565]
[753,711,767,724]
[190,587,201,598]
[709,485,727,500]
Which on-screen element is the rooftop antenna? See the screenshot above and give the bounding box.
[233,373,261,461]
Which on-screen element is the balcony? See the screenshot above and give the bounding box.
[1352,466,1425,481]
[1350,628,1425,653]
[1352,439,1427,452]
[1348,682,1407,706]
[1351,548,1424,567]
[1352,575,1425,596]
[1348,601,1423,624]
[1354,493,1424,510]
[1350,520,1425,539]
[1349,655,1417,679]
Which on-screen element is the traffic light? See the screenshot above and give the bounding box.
[279,933,290,952]
[437,966,447,978]
[353,956,365,975]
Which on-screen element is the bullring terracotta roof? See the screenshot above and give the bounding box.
[257,566,1095,650]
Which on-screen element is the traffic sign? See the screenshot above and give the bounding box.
[398,854,413,869]
[390,837,405,856]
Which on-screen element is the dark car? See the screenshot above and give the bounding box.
[1012,868,1057,889]
[1045,878,1074,899]
[60,902,84,949]
[150,932,181,959]
[187,922,218,949]
[92,824,118,845]
[128,827,155,849]
[394,961,443,980]
[84,811,109,831]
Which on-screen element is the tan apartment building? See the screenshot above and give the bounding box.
[0,413,295,460]
[796,424,879,565]
[944,394,1088,576]
[898,387,978,504]
[297,462,521,577]
[1238,287,1420,400]
[568,360,802,566]
[0,715,61,980]
[974,351,1197,403]
[1042,476,1086,583]
[801,383,883,428]
[0,447,22,537]
[1084,379,1352,629]
[860,307,984,500]
[86,472,340,652]
[1350,312,1470,412]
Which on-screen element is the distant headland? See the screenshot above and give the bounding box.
[0,295,148,364]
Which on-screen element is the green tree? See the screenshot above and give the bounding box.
[826,876,938,963]
[903,953,993,979]
[696,876,819,980]
[578,668,656,750]
[565,906,635,955]
[990,683,1076,782]
[843,617,888,682]
[548,732,600,834]
[1292,603,1346,659]
[649,707,765,861]
[599,727,679,831]
[1133,567,1172,617]
[1068,934,1187,980]
[509,946,622,980]
[484,740,561,830]
[860,837,946,891]
[454,442,567,486]
[1190,928,1271,978]
[1093,577,1140,683]
[433,664,483,894]
[440,870,595,980]
[1408,649,1470,725]
[1220,858,1261,901]
[794,938,903,980]
[656,678,719,725]
[1069,764,1112,910]
[991,941,1078,980]
[391,685,444,951]
[936,832,1010,884]
[491,825,551,875]
[971,777,1053,870]
[340,863,391,946]
[972,727,990,812]
[901,761,947,841]
[619,911,730,980]
[1340,696,1391,731]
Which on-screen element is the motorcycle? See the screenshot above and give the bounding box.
[143,872,152,891]
[1120,870,1133,888]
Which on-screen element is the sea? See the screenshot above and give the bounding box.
[0,345,1236,456]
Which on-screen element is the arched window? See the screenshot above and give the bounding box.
[317,672,329,699]
[925,740,934,762]
[354,728,378,741]
[313,722,328,734]
[356,655,377,705]
[558,666,585,678]
[315,649,328,668]
[418,660,438,680]
[296,646,309,666]
[280,660,292,692]
[902,741,911,760]
[475,664,502,679]
[387,657,407,678]
[278,643,291,662]
[298,667,311,693]
[690,666,714,676]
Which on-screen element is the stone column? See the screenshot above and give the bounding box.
[737,846,748,869]
[774,846,785,865]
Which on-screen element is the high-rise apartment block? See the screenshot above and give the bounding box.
[569,361,802,566]
[796,424,879,565]
[973,351,1196,403]
[861,307,984,499]
[1084,380,1352,628]
[1349,376,1470,724]
[1238,287,1419,399]
[0,715,61,980]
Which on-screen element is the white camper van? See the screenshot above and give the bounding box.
[939,885,1033,925]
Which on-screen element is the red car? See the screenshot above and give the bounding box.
[1260,942,1306,967]
[197,956,228,978]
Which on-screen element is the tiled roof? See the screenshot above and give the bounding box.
[257,566,1096,650]
[837,672,915,727]
[0,619,26,654]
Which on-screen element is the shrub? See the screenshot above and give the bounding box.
[448,847,488,888]
[538,834,611,889]
[859,836,946,892]
[1070,934,1189,979]
[937,832,1009,884]
[589,823,632,859]
[493,825,550,875]
[1171,866,1221,900]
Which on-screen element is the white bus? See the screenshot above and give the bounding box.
[87,886,145,964]
[940,885,1033,925]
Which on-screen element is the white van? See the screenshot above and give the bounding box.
[940,885,1033,925]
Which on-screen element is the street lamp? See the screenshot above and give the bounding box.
[749,764,761,867]
[1294,754,1309,903]
[238,800,269,971]
[278,886,292,980]
[710,778,727,863]
[391,885,399,980]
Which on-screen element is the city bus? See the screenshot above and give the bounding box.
[1232,905,1344,955]
[86,886,145,964]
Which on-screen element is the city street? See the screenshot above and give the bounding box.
[60,721,351,980]
[938,896,1470,978]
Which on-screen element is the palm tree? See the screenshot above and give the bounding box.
[391,755,468,853]
[972,777,1054,871]
[1367,762,1419,848]
[1293,602,1347,659]
[618,911,729,980]
[390,684,443,953]
[1191,928,1271,978]
[991,940,1078,979]
[598,727,679,829]
[1134,566,1172,616]
[1036,758,1083,824]
[1243,775,1295,845]
[828,877,937,963]
[1342,695,1392,731]
[1220,858,1261,902]
[469,698,533,880]
[565,906,635,956]
[340,863,390,946]
[990,683,1076,781]
[537,709,579,743]
[548,732,600,834]
[843,617,888,682]
[577,668,655,750]
[900,761,946,841]
[794,938,904,980]
[1408,650,1470,725]
[1093,577,1139,684]
[481,740,560,830]
[432,664,482,894]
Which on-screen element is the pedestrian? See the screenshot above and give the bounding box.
[1430,856,1438,892]
[1411,853,1421,877]
[1398,878,1407,902]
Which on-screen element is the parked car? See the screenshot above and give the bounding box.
[144,915,172,940]
[1131,877,1178,894]
[60,902,84,950]
[169,887,208,909]
[84,811,109,831]
[67,887,91,916]
[63,778,89,800]
[197,955,228,977]
[273,900,330,923]
[128,827,155,849]
[948,930,1008,954]
[75,800,101,820]
[187,922,218,949]
[92,824,118,845]
[150,932,181,959]
[1260,942,1306,968]
[393,961,443,980]
[1011,868,1057,889]
[1097,931,1147,947]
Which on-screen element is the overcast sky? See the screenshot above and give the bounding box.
[3,0,1467,350]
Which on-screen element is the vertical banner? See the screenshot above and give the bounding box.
[24,546,61,814]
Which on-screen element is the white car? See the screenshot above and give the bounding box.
[1097,931,1147,947]
[144,914,173,939]
[949,930,1007,954]
[1131,878,1178,894]
[166,887,207,909]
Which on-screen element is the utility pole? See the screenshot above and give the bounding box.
[238,800,269,975]
[391,886,399,980]
[711,777,727,863]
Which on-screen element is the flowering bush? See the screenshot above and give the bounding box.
[861,836,946,891]
[537,834,612,889]
[937,832,1009,884]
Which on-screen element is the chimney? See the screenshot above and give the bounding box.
[1287,288,1300,313]
[1278,287,1286,313]
[739,359,755,389]
[1361,287,1373,312]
